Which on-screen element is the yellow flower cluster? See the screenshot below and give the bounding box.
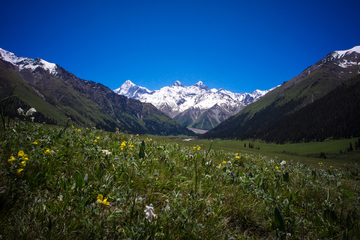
[97,194,110,206]
[120,141,126,149]
[318,162,324,167]
[44,149,51,154]
[235,153,240,159]
[8,150,30,176]
[193,146,201,151]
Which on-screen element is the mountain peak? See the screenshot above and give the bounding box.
[171,80,185,87]
[193,81,209,90]
[0,47,57,75]
[333,46,360,58]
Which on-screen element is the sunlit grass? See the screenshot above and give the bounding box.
[0,120,359,239]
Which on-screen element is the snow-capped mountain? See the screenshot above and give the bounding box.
[324,46,360,68]
[0,48,58,75]
[114,80,271,130]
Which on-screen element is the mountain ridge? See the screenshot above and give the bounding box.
[114,80,272,130]
[202,45,360,142]
[0,48,195,136]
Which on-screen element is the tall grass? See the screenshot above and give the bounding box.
[0,119,359,239]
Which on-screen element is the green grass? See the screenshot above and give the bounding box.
[147,136,360,169]
[1,120,359,239]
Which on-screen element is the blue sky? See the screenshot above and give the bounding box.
[1,0,359,93]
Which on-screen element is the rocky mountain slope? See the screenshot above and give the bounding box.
[114,80,270,130]
[0,48,195,135]
[203,46,360,142]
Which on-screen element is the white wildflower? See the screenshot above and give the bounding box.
[30,117,35,122]
[144,204,157,222]
[17,107,24,115]
[280,160,286,166]
[25,108,37,116]
[101,150,112,156]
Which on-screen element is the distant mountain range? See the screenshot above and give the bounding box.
[114,80,271,130]
[203,46,360,142]
[0,48,195,136]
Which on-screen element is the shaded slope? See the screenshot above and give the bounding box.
[203,61,360,141]
[0,59,194,135]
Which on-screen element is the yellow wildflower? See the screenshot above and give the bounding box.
[17,168,24,175]
[223,160,227,164]
[97,194,104,203]
[97,137,100,140]
[8,156,15,164]
[78,129,81,132]
[129,152,133,155]
[32,141,38,145]
[136,134,139,136]
[236,155,241,159]
[18,150,24,157]
[94,139,98,143]
[330,166,333,168]
[120,141,126,149]
[102,198,110,206]
[197,146,201,151]
[219,163,222,167]
[275,166,279,170]
[20,161,26,167]
[72,125,74,128]
[129,143,134,148]
[44,149,51,154]
[97,194,110,206]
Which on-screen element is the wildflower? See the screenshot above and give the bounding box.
[197,146,201,151]
[144,204,157,222]
[102,198,110,206]
[18,150,25,157]
[129,143,134,148]
[32,141,38,145]
[20,161,26,167]
[219,163,222,167]
[236,155,241,159]
[78,129,81,132]
[44,149,51,154]
[17,107,24,115]
[101,150,112,156]
[17,168,24,175]
[223,160,227,164]
[97,194,104,203]
[280,160,286,166]
[330,166,333,168]
[94,139,98,143]
[25,108,37,116]
[30,117,35,122]
[8,156,15,164]
[275,166,279,170]
[136,134,139,136]
[97,194,110,206]
[97,137,100,140]
[23,154,29,161]
[120,141,126,149]
[72,125,74,128]
[129,152,132,155]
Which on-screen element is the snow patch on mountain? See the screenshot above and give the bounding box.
[0,48,57,75]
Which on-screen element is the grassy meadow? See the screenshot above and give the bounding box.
[1,119,360,239]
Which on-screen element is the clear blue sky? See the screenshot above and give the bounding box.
[1,0,359,93]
